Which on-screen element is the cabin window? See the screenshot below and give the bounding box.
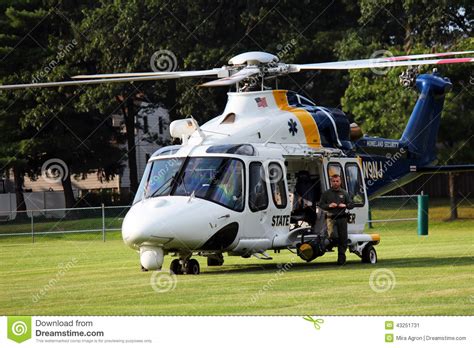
[327,163,346,189]
[269,162,287,209]
[345,163,365,206]
[249,162,268,212]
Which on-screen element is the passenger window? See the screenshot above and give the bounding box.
[249,162,268,211]
[345,163,365,206]
[269,162,287,209]
[327,163,346,189]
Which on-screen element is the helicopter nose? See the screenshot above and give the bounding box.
[121,204,155,248]
[121,196,235,251]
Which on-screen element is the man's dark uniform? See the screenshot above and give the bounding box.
[319,187,353,264]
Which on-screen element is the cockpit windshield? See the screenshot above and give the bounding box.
[134,157,244,211]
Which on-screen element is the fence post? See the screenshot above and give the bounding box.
[31,212,34,243]
[101,203,106,242]
[417,194,429,236]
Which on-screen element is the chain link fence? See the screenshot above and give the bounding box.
[0,195,427,242]
[0,205,130,242]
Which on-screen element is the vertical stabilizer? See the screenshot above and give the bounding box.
[400,73,452,165]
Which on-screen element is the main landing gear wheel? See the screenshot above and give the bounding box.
[361,245,377,264]
[170,259,182,275]
[186,259,200,274]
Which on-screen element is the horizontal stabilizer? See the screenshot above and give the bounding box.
[415,164,474,174]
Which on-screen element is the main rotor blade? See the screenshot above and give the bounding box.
[380,50,474,61]
[72,68,223,79]
[293,50,474,71]
[200,67,260,87]
[292,57,474,71]
[0,74,178,90]
[0,69,227,90]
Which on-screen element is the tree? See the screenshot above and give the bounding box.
[1,1,126,209]
[343,0,472,221]
[0,1,51,211]
[20,1,126,208]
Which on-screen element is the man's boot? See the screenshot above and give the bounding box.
[337,253,346,265]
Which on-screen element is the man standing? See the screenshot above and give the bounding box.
[319,174,354,265]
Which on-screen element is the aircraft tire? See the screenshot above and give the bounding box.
[361,245,377,264]
[186,259,200,274]
[170,259,182,275]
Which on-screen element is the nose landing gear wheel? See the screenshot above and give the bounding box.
[170,259,183,275]
[361,245,377,264]
[186,259,200,274]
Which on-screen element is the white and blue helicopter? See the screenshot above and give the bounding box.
[1,50,473,274]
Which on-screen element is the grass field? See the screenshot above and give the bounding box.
[1,204,473,315]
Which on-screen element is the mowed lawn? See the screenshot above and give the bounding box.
[0,207,473,315]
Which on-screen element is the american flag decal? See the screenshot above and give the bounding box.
[255,97,268,108]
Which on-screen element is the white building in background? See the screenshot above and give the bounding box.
[118,103,171,191]
[0,103,170,214]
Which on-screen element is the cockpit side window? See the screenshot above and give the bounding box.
[345,163,366,206]
[327,162,346,190]
[249,162,268,212]
[133,158,184,204]
[269,162,287,209]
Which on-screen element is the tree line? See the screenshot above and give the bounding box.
[0,0,472,212]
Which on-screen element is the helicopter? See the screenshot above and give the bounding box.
[1,50,473,274]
